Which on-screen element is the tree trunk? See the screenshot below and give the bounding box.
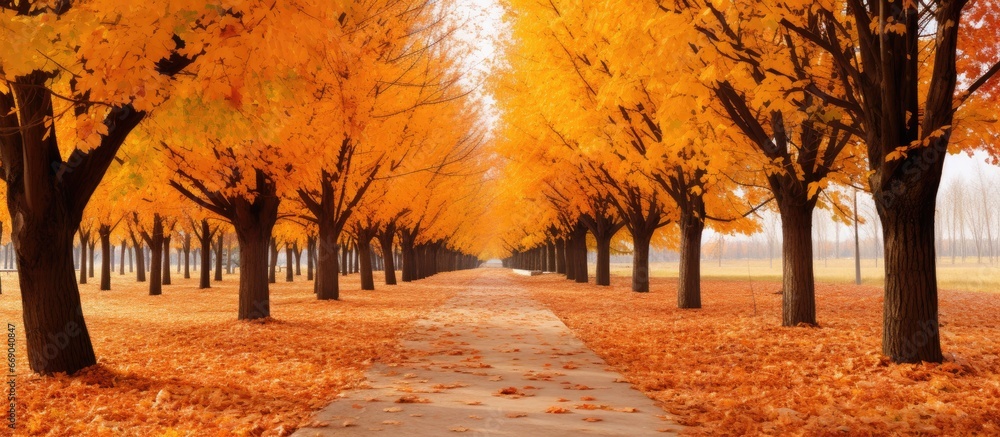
[315,220,342,300]
[580,212,622,286]
[199,220,212,289]
[878,194,943,363]
[183,233,191,279]
[352,244,360,274]
[546,241,556,272]
[340,243,349,276]
[147,218,163,295]
[400,229,417,283]
[630,229,653,293]
[555,238,566,275]
[358,238,375,290]
[268,238,278,284]
[565,238,577,281]
[677,213,705,307]
[215,233,224,281]
[595,236,612,286]
[285,245,294,282]
[576,233,589,283]
[119,242,126,275]
[378,226,397,285]
[226,239,234,274]
[293,241,301,276]
[14,222,97,374]
[78,231,88,285]
[162,235,172,285]
[88,241,95,278]
[234,226,271,320]
[570,222,589,284]
[131,234,145,281]
[306,236,316,281]
[779,204,816,326]
[99,225,112,291]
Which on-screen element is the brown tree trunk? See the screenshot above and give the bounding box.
[564,243,576,281]
[340,242,349,276]
[14,223,97,375]
[199,220,212,289]
[306,235,316,281]
[575,234,589,283]
[315,220,342,300]
[235,226,271,320]
[183,233,191,279]
[570,222,589,284]
[877,192,943,363]
[546,241,556,272]
[677,213,705,308]
[119,241,126,275]
[285,245,294,282]
[88,240,95,278]
[78,230,88,285]
[143,214,164,296]
[99,225,112,291]
[779,203,816,326]
[400,228,417,283]
[131,233,145,282]
[293,241,301,276]
[555,238,566,275]
[378,225,397,285]
[596,236,612,286]
[226,239,234,274]
[215,233,224,281]
[580,212,622,286]
[353,244,360,275]
[268,238,278,284]
[358,238,374,290]
[162,235,172,285]
[630,229,653,293]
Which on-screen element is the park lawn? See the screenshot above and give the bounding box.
[0,270,466,436]
[527,273,1000,436]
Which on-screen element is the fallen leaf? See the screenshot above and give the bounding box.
[396,395,431,404]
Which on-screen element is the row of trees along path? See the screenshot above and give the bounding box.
[492,0,999,365]
[1,0,998,378]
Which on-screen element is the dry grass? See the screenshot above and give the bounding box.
[0,269,468,436]
[526,273,1000,435]
[606,258,1000,293]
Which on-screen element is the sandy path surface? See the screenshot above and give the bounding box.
[294,269,680,436]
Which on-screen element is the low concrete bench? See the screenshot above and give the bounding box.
[512,269,543,276]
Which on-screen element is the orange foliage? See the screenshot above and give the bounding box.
[0,273,461,436]
[525,275,1000,435]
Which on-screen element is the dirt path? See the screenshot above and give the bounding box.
[294,268,680,436]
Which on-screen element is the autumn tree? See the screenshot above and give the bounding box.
[0,0,233,373]
[769,0,1000,362]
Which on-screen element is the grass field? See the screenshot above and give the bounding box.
[604,258,1000,293]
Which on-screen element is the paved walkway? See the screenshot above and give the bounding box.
[294,269,680,436]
